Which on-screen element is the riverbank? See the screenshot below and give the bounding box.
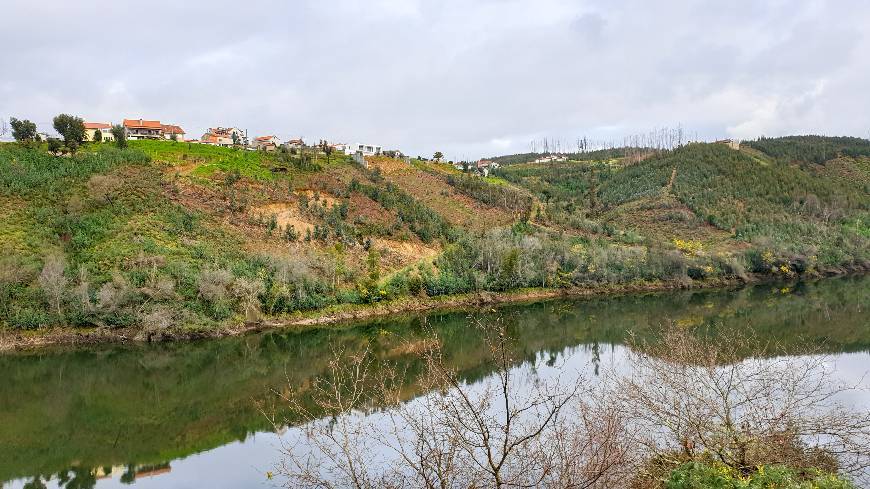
[0,271,838,353]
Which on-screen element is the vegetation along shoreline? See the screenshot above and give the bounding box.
[2,270,866,353]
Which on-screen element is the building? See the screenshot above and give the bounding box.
[382,149,406,159]
[284,138,305,150]
[254,135,280,151]
[202,127,247,146]
[84,122,114,142]
[476,159,500,176]
[123,119,164,140]
[161,124,185,141]
[533,154,568,164]
[345,143,382,156]
[715,139,741,150]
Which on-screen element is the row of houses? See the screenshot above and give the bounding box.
[82,119,187,142]
[453,159,501,176]
[81,117,402,162]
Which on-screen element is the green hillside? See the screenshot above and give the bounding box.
[0,136,868,342]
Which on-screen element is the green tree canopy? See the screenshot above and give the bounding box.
[52,114,86,153]
[10,118,39,144]
[110,124,127,149]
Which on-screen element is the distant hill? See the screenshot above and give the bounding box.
[1,136,867,341]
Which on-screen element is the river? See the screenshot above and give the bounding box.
[1,275,868,488]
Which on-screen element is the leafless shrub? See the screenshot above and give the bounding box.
[87,174,123,204]
[138,305,177,331]
[232,277,266,323]
[271,319,634,488]
[38,253,68,316]
[73,265,92,311]
[96,272,134,312]
[612,325,870,485]
[198,268,234,303]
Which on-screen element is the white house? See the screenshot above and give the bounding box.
[161,124,185,141]
[345,143,382,156]
[254,135,280,151]
[202,127,247,146]
[533,154,568,164]
[284,138,305,150]
[123,119,163,140]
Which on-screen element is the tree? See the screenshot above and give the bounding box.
[321,141,334,164]
[232,132,241,147]
[52,114,86,153]
[613,325,870,485]
[10,117,39,146]
[47,138,63,156]
[170,132,178,142]
[92,127,102,143]
[433,151,444,162]
[110,124,127,149]
[272,318,634,488]
[38,253,68,317]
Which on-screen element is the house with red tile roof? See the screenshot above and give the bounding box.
[161,124,186,141]
[123,119,164,140]
[201,127,247,146]
[83,122,114,142]
[254,135,280,151]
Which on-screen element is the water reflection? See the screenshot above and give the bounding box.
[1,276,868,488]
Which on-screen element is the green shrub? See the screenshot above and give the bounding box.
[666,461,854,489]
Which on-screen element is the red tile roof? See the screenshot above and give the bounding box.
[84,122,111,130]
[256,135,276,141]
[123,119,162,129]
[161,124,185,134]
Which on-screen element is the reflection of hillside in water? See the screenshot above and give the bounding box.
[1,275,867,487]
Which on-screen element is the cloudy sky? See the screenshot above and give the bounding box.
[2,0,869,159]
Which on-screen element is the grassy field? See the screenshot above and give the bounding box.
[0,136,868,341]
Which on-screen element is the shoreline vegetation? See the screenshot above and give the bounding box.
[1,131,869,352]
[1,271,865,352]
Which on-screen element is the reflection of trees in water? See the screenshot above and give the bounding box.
[1,276,867,483]
[20,462,172,488]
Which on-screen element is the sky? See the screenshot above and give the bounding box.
[1,0,869,160]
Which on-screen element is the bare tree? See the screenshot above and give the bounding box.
[38,253,68,316]
[271,319,634,488]
[612,325,870,485]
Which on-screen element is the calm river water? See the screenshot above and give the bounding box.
[1,276,868,488]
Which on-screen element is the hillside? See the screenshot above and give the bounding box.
[1,136,868,345]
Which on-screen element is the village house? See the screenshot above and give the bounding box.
[254,135,280,151]
[283,138,305,150]
[83,122,114,142]
[533,154,568,164]
[716,139,741,150]
[476,159,500,176]
[201,127,247,147]
[123,119,164,140]
[345,143,382,156]
[161,124,186,141]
